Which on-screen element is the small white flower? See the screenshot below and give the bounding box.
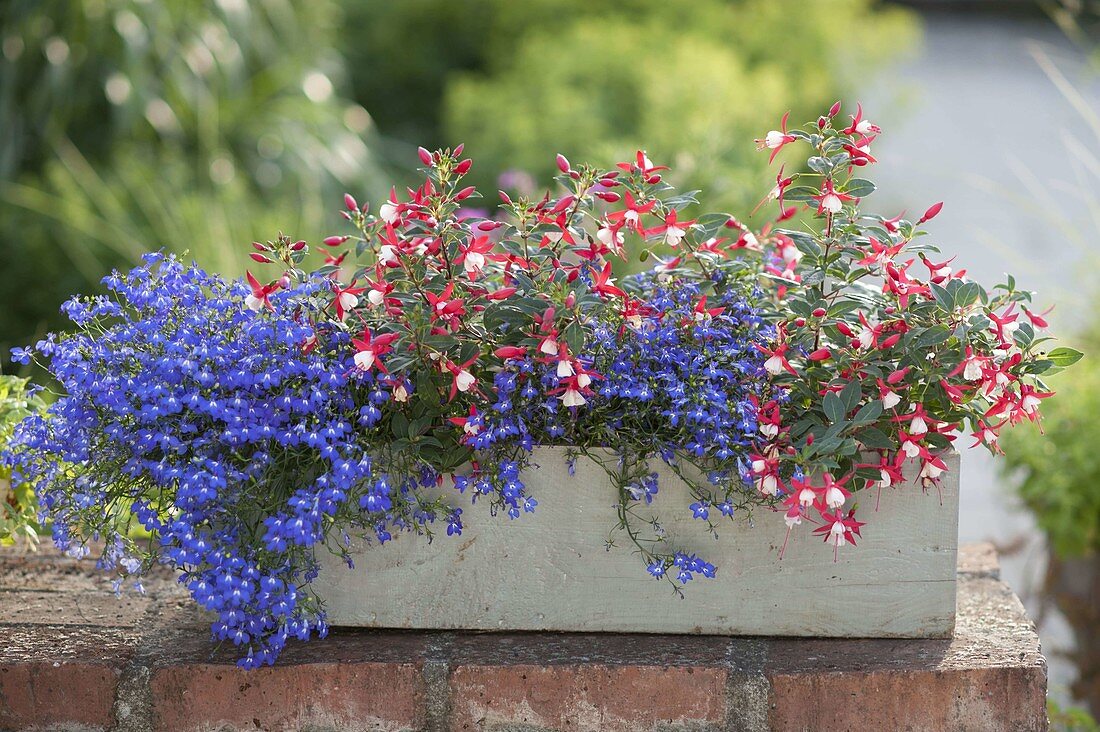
[561,388,586,408]
[909,415,928,435]
[764,130,786,148]
[821,194,843,213]
[353,350,375,371]
[338,292,359,312]
[825,486,846,509]
[539,338,559,356]
[664,225,686,247]
[455,370,476,392]
[463,251,485,276]
[764,355,786,376]
[882,390,901,410]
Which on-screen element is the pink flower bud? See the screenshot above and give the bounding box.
[551,195,574,214]
[344,194,358,212]
[417,147,433,165]
[812,308,826,317]
[809,348,832,361]
[455,159,472,175]
[556,153,570,173]
[291,240,307,251]
[595,191,620,203]
[453,143,464,157]
[828,100,842,117]
[794,317,806,327]
[565,292,576,308]
[477,220,503,231]
[454,186,476,201]
[250,253,272,263]
[323,235,349,247]
[918,202,944,224]
[817,116,827,129]
[498,190,513,205]
[251,241,266,252]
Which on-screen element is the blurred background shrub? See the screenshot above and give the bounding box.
[0,376,46,546]
[0,0,387,358]
[347,0,915,211]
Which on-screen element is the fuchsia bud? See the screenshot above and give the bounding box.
[417,147,433,165]
[494,346,528,360]
[918,202,944,224]
[454,186,476,201]
[551,195,574,214]
[291,240,307,251]
[455,159,472,175]
[835,322,855,337]
[595,191,620,203]
[453,143,464,157]
[251,242,266,252]
[828,100,842,117]
[887,367,910,385]
[556,154,570,173]
[812,308,826,317]
[323,235,349,247]
[565,292,576,308]
[250,253,272,263]
[498,190,513,205]
[817,116,827,129]
[794,317,806,327]
[344,194,358,212]
[809,348,832,361]
[477,220,503,231]
[278,275,291,289]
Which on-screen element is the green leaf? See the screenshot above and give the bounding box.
[1047,347,1084,367]
[823,391,846,424]
[840,380,862,412]
[845,178,876,197]
[852,400,883,425]
[856,426,893,450]
[915,325,951,348]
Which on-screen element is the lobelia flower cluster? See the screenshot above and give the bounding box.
[5,104,1076,667]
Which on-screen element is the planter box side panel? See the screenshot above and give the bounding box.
[312,447,959,638]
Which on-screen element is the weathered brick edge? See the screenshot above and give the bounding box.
[0,544,1047,732]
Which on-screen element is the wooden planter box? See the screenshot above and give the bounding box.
[313,447,959,638]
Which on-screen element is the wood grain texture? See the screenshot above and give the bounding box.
[313,447,959,638]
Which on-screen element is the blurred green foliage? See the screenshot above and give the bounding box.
[0,376,46,546]
[1001,339,1098,558]
[345,0,917,212]
[0,0,386,360]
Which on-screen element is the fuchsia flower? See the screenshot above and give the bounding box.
[812,178,856,215]
[351,330,399,373]
[331,282,366,321]
[814,509,866,561]
[755,111,797,163]
[244,272,279,312]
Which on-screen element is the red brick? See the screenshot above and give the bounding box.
[0,660,122,730]
[151,660,425,731]
[768,666,1047,732]
[449,663,727,732]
